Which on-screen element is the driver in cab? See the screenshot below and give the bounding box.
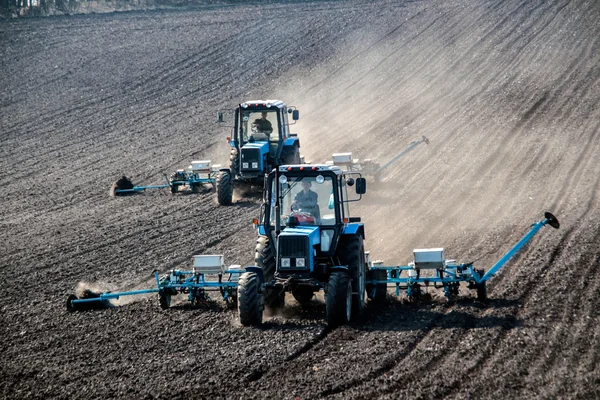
[292,181,320,222]
[250,112,273,141]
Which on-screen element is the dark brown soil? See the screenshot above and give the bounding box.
[1,0,599,398]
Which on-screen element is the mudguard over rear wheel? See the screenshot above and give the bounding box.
[238,272,263,326]
[325,271,352,327]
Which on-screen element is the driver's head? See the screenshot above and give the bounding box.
[301,181,312,191]
[261,112,268,119]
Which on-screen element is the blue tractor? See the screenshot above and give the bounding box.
[215,100,301,205]
[237,164,369,327]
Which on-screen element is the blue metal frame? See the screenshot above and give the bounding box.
[366,213,559,297]
[69,268,245,308]
[115,171,217,194]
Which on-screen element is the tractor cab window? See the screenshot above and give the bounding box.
[270,175,337,227]
[240,110,279,143]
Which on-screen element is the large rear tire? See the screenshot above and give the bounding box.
[255,236,283,310]
[326,272,352,327]
[337,235,366,316]
[238,272,263,326]
[216,170,234,205]
[281,144,300,165]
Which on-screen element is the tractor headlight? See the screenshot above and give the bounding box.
[252,162,258,169]
[296,258,305,267]
[281,258,291,268]
[242,162,249,169]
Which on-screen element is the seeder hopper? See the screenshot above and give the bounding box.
[110,160,219,196]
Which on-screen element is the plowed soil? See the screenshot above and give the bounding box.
[1,0,599,398]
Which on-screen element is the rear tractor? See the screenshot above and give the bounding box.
[215,100,301,205]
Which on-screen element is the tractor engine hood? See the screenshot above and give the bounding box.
[276,226,320,272]
[240,142,269,173]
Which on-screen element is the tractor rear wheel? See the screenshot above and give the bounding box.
[292,287,314,305]
[281,144,301,165]
[326,272,352,327]
[238,272,263,326]
[367,269,387,304]
[255,236,283,310]
[216,170,234,205]
[337,235,366,316]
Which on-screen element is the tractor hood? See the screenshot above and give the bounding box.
[276,225,320,272]
[241,141,269,152]
[279,225,321,244]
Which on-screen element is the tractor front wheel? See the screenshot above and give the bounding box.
[326,272,352,327]
[238,272,263,326]
[216,170,234,205]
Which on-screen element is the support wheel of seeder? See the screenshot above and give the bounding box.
[326,272,352,328]
[366,269,387,304]
[475,269,487,302]
[158,292,171,310]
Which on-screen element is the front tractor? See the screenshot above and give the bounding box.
[215,100,301,205]
[237,165,368,327]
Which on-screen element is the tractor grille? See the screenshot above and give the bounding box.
[241,148,261,171]
[278,236,309,270]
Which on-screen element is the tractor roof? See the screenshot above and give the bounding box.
[278,164,343,175]
[241,100,286,109]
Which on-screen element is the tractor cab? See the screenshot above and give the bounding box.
[220,100,300,180]
[259,165,366,273]
[215,100,301,205]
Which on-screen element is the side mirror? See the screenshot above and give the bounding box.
[355,178,367,195]
[346,177,355,186]
[292,110,299,121]
[217,111,224,123]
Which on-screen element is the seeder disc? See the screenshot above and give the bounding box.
[66,295,79,312]
[109,176,134,197]
[544,212,560,229]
